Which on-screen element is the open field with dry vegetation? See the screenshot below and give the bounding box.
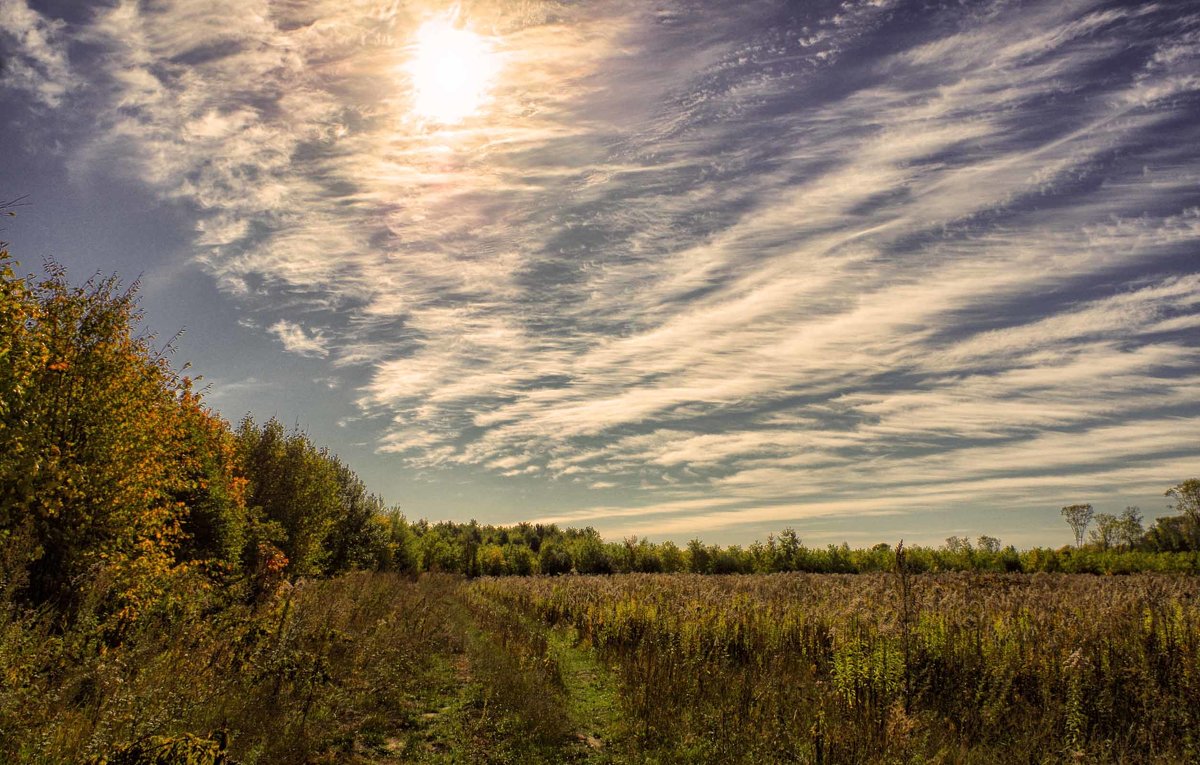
[4,570,1199,764]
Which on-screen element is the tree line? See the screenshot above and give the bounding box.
[400,505,1200,579]
[1061,484,1200,553]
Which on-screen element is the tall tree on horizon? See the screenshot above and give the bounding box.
[1061,504,1095,548]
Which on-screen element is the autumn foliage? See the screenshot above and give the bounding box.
[0,255,193,623]
[0,251,397,631]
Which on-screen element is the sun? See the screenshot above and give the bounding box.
[405,16,498,125]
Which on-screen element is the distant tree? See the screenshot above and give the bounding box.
[1088,513,1120,551]
[511,521,532,549]
[622,535,639,572]
[777,528,802,571]
[999,545,1023,573]
[505,544,535,576]
[686,538,711,574]
[1061,504,1094,548]
[825,542,854,573]
[712,544,749,574]
[571,528,612,574]
[748,539,769,573]
[461,520,482,578]
[659,540,686,573]
[477,544,507,576]
[944,536,972,554]
[1144,515,1191,553]
[1117,506,1144,550]
[1166,479,1200,545]
[378,509,416,573]
[537,541,572,576]
[416,527,460,573]
[633,539,663,573]
[530,523,558,554]
[976,535,1001,554]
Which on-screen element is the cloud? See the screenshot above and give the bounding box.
[0,0,76,107]
[269,319,329,357]
[9,0,1200,536]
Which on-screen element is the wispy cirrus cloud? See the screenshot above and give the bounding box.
[0,0,75,107]
[269,319,329,357]
[2,0,1197,539]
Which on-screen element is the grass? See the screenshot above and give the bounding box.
[546,625,626,757]
[0,573,463,764]
[5,571,1200,763]
[469,572,1200,764]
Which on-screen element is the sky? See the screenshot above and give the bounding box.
[1,0,1197,548]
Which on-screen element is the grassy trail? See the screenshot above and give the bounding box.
[545,625,626,758]
[361,586,628,764]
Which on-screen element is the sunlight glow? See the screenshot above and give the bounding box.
[405,17,498,124]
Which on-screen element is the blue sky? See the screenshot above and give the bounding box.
[1,0,1197,547]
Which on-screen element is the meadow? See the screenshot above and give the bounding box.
[467,571,1200,763]
[4,568,1199,764]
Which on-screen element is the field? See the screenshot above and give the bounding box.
[466,572,1200,763]
[4,570,1199,764]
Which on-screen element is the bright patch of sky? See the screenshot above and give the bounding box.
[2,0,1197,546]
